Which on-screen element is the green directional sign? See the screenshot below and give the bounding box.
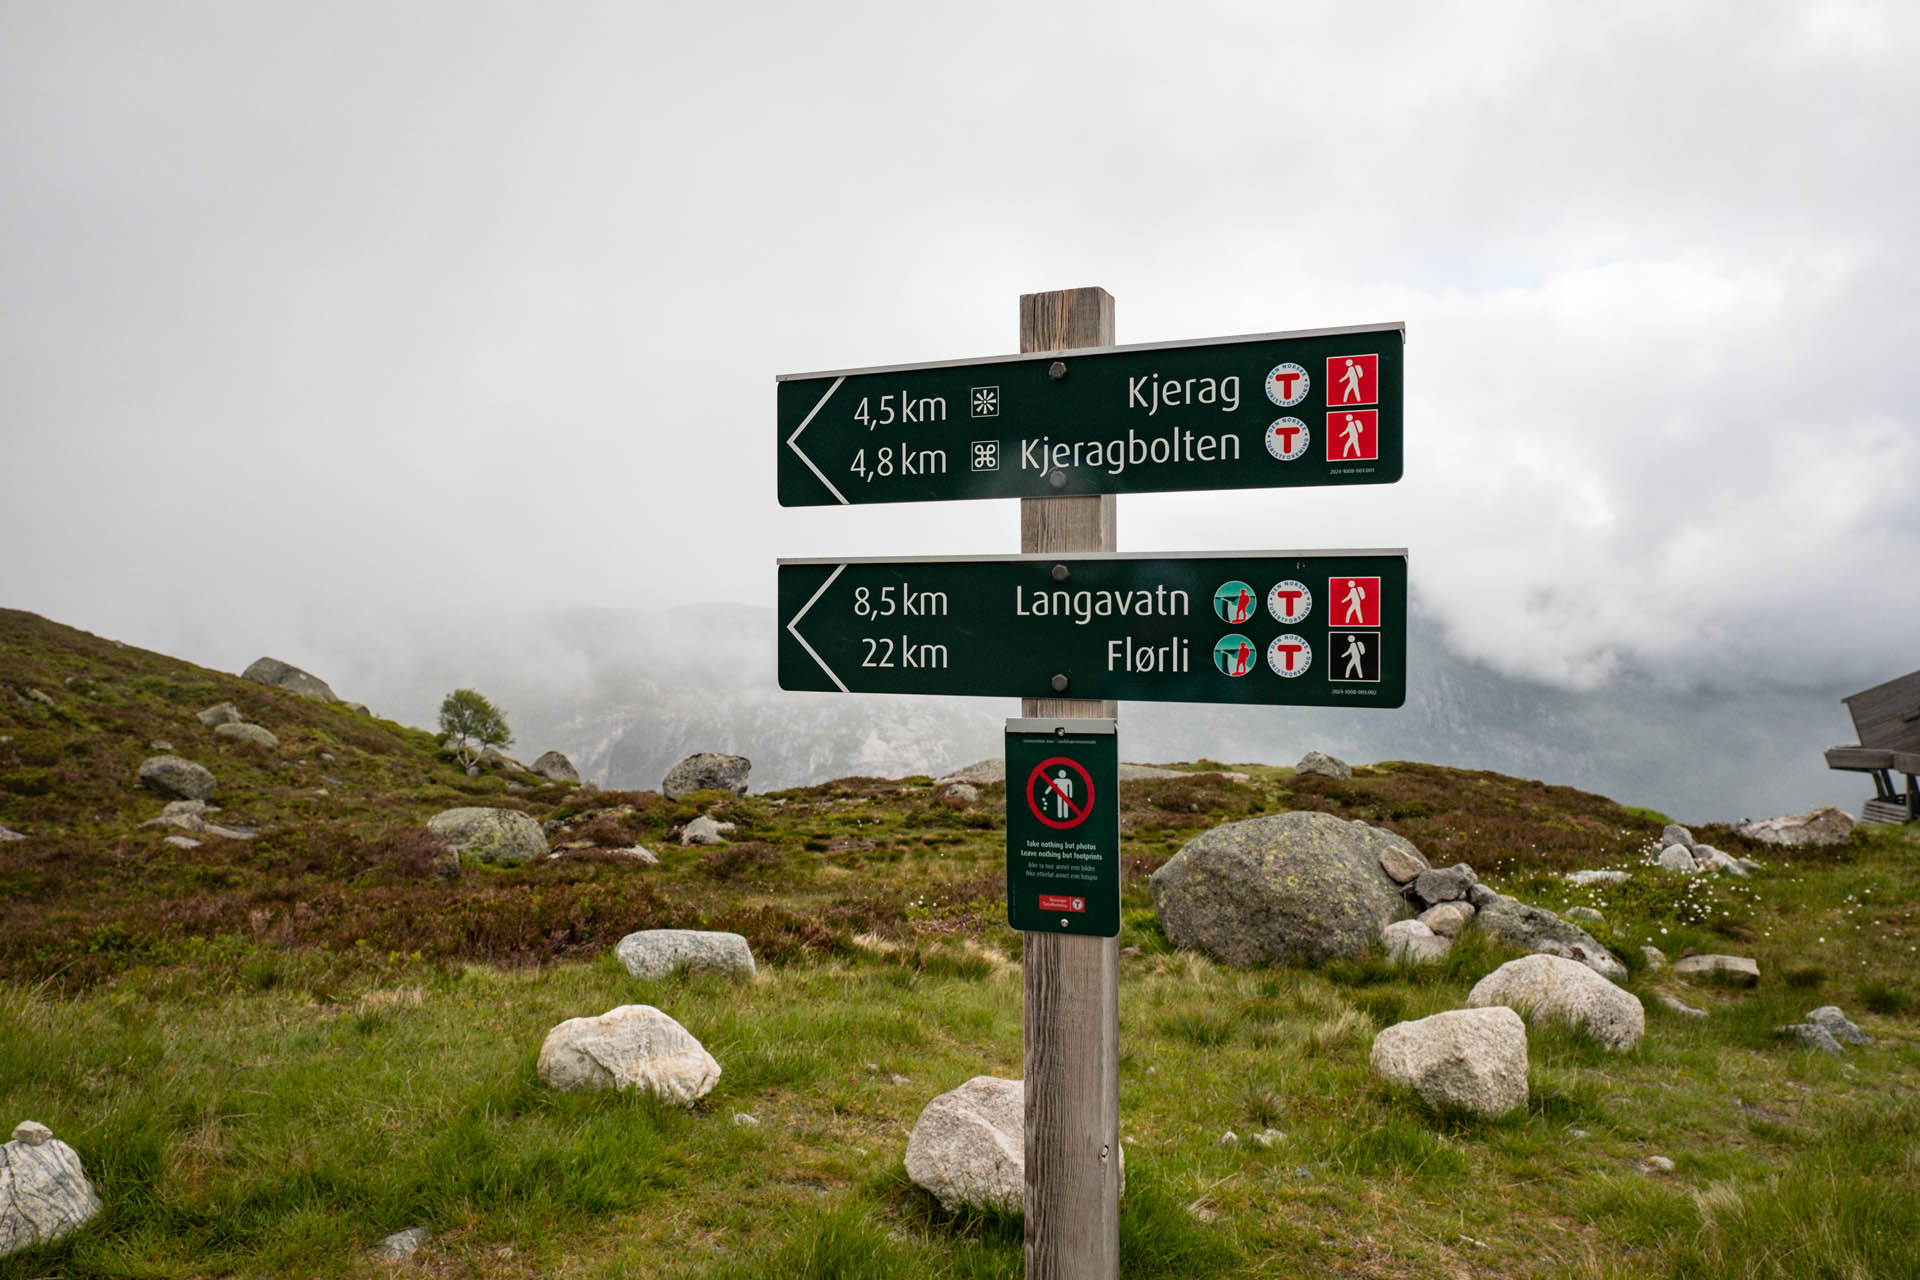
[777,323,1403,506]
[779,550,1407,707]
[1005,718,1120,938]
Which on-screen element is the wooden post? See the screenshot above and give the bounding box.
[1019,287,1120,1280]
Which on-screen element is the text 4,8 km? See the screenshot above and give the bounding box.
[849,445,946,482]
[853,584,949,619]
[861,636,950,669]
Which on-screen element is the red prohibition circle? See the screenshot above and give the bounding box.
[1026,756,1095,830]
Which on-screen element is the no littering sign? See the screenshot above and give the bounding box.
[1028,756,1096,829]
[1005,718,1119,936]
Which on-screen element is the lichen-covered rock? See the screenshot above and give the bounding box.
[1412,863,1477,906]
[1473,895,1627,982]
[662,753,751,799]
[1149,812,1415,966]
[1660,824,1695,850]
[1,1121,103,1257]
[1295,750,1352,781]
[213,722,278,750]
[196,702,242,727]
[530,751,579,783]
[241,657,337,701]
[1468,954,1644,1052]
[1369,1008,1528,1118]
[614,929,755,980]
[1775,1023,1843,1053]
[1734,807,1854,847]
[137,755,216,801]
[1806,1006,1870,1045]
[536,1005,719,1103]
[425,807,547,865]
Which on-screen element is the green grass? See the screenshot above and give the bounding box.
[4,607,1920,1276]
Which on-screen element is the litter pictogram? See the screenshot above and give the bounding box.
[1027,757,1096,830]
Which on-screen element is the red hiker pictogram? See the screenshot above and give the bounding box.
[1326,410,1378,461]
[1326,353,1378,406]
[1332,576,1381,628]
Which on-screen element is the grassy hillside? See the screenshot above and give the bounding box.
[2,608,1917,1278]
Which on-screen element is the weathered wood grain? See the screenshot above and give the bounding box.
[1019,286,1120,1280]
[1843,669,1920,752]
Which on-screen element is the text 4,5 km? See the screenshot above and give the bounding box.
[853,392,948,429]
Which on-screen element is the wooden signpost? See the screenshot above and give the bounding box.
[776,287,1406,1279]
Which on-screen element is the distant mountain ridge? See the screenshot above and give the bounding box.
[392,603,1861,825]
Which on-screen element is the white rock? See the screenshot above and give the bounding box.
[0,827,27,842]
[1643,1155,1675,1173]
[374,1226,430,1261]
[1734,807,1853,847]
[1565,906,1605,927]
[905,1077,1026,1213]
[1657,845,1698,874]
[1564,869,1630,887]
[1692,845,1748,877]
[1417,902,1474,937]
[1656,995,1707,1018]
[1659,824,1695,850]
[1672,954,1759,988]
[1468,954,1645,1052]
[162,835,201,850]
[1376,842,1430,885]
[536,1005,719,1104]
[1641,946,1669,969]
[213,722,279,750]
[614,929,755,980]
[1381,919,1452,965]
[1250,1129,1283,1148]
[1368,1007,1529,1118]
[0,1123,103,1256]
[678,816,736,846]
[732,1113,760,1128]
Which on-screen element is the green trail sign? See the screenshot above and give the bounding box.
[1005,718,1120,937]
[779,550,1407,707]
[777,322,1403,506]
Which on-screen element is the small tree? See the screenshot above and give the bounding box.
[438,688,512,766]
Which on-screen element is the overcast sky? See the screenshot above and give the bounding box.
[3,1,1915,710]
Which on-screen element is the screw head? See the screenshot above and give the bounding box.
[1050,674,1069,693]
[1050,563,1069,582]
[1060,918,1070,928]
[1048,469,1067,490]
[1048,361,1067,381]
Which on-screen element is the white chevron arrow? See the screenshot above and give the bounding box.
[785,376,848,505]
[785,562,848,690]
